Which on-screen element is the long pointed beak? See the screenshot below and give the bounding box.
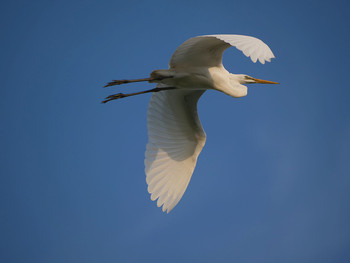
[251,77,279,84]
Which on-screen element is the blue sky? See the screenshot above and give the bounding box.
[1,0,350,262]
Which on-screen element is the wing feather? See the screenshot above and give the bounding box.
[169,34,275,68]
[144,34,275,213]
[144,89,206,213]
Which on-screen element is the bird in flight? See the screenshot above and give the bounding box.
[103,34,278,213]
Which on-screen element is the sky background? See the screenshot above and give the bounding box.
[1,0,350,262]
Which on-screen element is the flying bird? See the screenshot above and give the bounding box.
[103,34,278,213]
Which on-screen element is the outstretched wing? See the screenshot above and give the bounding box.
[169,34,275,68]
[145,89,206,213]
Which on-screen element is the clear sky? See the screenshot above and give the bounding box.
[1,0,350,262]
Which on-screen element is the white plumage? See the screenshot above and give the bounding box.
[144,35,276,212]
[103,34,277,213]
[169,35,274,68]
[145,89,206,212]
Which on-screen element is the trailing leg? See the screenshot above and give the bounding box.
[104,70,174,88]
[104,77,155,87]
[102,87,177,103]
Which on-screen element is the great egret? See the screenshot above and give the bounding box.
[103,34,278,213]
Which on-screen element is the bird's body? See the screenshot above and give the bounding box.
[103,34,278,213]
[150,66,248,98]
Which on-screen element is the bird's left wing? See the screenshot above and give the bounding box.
[169,34,275,68]
[145,89,206,213]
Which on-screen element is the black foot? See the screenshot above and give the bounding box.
[101,93,127,103]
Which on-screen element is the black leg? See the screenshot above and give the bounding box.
[104,78,153,87]
[102,87,177,103]
[104,76,173,88]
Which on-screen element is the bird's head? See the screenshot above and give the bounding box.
[234,74,279,85]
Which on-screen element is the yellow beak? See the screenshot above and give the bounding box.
[251,78,279,84]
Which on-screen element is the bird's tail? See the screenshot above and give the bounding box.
[150,70,174,82]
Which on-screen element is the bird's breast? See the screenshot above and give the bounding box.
[208,67,248,98]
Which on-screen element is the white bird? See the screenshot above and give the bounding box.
[103,34,278,213]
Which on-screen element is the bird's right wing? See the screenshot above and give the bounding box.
[169,34,275,68]
[145,89,206,213]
